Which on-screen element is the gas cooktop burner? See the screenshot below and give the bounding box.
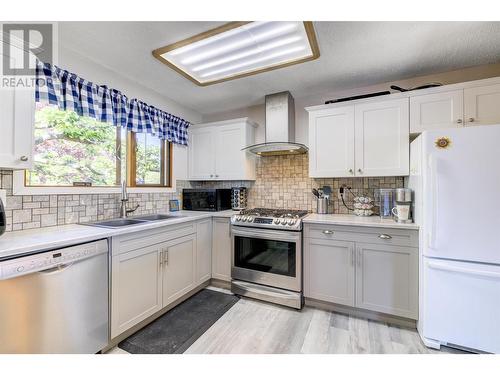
[231,208,309,231]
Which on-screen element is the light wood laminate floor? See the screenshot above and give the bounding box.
[110,287,466,355]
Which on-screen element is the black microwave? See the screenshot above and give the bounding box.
[182,189,232,211]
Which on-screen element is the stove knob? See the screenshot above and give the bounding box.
[241,216,248,222]
[281,219,287,225]
[235,216,241,221]
[273,218,280,224]
[247,216,254,223]
[287,219,296,226]
[17,266,25,272]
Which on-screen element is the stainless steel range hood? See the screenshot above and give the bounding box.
[243,91,308,156]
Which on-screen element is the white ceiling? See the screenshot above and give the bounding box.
[59,21,500,115]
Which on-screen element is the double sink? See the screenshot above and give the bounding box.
[83,214,184,229]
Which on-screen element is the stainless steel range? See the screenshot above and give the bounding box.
[230,208,309,309]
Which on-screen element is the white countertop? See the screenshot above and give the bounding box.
[303,214,419,230]
[0,210,234,259]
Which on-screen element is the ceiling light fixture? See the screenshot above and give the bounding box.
[152,21,320,86]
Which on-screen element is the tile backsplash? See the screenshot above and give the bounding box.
[1,153,403,233]
[0,170,180,232]
[179,153,404,214]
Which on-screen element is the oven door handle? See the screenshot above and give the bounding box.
[231,227,301,242]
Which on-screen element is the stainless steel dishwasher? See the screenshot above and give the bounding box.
[0,239,109,353]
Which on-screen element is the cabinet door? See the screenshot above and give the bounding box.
[355,98,409,176]
[0,57,35,170]
[355,243,418,319]
[214,124,245,180]
[196,218,212,284]
[464,84,500,126]
[308,106,355,178]
[410,90,464,133]
[188,127,214,179]
[304,238,355,306]
[212,217,232,281]
[111,245,162,338]
[162,234,197,307]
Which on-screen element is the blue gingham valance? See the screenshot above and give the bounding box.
[35,61,190,145]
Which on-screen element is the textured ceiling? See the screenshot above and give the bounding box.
[59,21,500,115]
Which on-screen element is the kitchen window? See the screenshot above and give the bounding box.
[25,104,172,189]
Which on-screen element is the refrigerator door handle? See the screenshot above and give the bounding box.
[427,260,500,280]
[428,154,438,250]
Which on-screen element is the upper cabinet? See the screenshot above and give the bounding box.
[410,80,500,132]
[188,118,257,181]
[0,52,35,169]
[308,98,409,178]
[410,90,464,133]
[355,98,409,177]
[309,106,355,178]
[464,83,500,126]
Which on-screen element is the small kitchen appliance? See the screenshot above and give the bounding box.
[230,208,309,309]
[375,188,395,219]
[182,189,231,211]
[231,187,247,211]
[392,188,413,223]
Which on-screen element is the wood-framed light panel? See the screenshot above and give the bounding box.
[152,21,320,86]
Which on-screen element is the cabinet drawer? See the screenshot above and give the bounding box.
[112,222,196,256]
[304,224,418,248]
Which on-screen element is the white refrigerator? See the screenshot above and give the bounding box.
[409,124,500,354]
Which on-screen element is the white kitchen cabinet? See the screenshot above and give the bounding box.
[304,238,355,306]
[196,218,212,283]
[162,234,197,307]
[306,98,409,178]
[212,217,232,281]
[188,118,257,181]
[410,90,464,133]
[355,242,418,319]
[464,83,500,126]
[308,106,355,178]
[354,98,409,177]
[0,62,35,170]
[111,244,163,338]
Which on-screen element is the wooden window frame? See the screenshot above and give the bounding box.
[127,131,172,188]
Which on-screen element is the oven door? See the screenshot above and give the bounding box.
[231,226,302,292]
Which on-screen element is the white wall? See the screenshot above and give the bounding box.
[202,63,500,146]
[58,46,203,183]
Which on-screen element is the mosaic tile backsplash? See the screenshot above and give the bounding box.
[0,170,181,232]
[179,153,404,214]
[1,153,403,232]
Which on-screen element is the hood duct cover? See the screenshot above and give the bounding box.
[243,91,308,156]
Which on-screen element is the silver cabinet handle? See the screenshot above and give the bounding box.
[322,230,334,235]
[468,118,475,123]
[20,155,29,161]
[357,168,362,173]
[165,249,169,266]
[357,249,361,267]
[350,248,355,267]
[456,119,463,124]
[160,250,164,266]
[215,174,219,178]
[348,168,353,174]
[210,174,214,178]
[378,234,392,239]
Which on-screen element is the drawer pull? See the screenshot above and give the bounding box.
[322,230,334,235]
[378,234,392,239]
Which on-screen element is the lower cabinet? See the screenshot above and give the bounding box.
[111,244,163,337]
[196,219,213,284]
[212,217,232,281]
[304,238,355,306]
[162,234,197,307]
[355,243,418,319]
[304,224,418,320]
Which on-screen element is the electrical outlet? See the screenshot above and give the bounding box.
[0,189,6,204]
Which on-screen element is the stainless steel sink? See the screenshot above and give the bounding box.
[135,214,183,221]
[81,214,184,229]
[82,218,146,228]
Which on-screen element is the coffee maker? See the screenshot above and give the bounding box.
[392,188,413,223]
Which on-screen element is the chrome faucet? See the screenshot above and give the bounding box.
[120,181,140,218]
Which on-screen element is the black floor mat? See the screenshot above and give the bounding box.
[118,289,239,354]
